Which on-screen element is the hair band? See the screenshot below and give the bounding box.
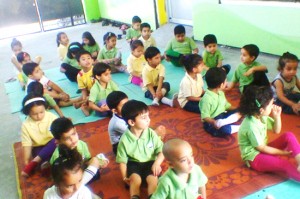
[255,99,261,108]
[24,97,45,106]
[69,45,80,50]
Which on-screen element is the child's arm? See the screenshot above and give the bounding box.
[47,81,70,101]
[244,65,267,77]
[119,162,130,184]
[225,82,236,91]
[152,152,164,176]
[155,76,164,98]
[11,57,22,72]
[217,60,223,67]
[274,79,300,115]
[272,104,282,134]
[52,105,64,118]
[256,145,291,156]
[23,146,32,165]
[296,77,300,91]
[199,186,207,199]
[81,88,89,100]
[146,83,158,99]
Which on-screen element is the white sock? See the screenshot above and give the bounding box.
[230,125,240,134]
[161,88,167,96]
[161,97,173,107]
[215,113,240,128]
[152,98,159,106]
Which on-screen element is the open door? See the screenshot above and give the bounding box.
[166,0,193,26]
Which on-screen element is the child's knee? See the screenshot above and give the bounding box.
[130,173,142,185]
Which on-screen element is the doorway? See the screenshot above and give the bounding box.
[166,0,193,26]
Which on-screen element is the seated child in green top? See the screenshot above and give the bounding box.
[97,32,127,73]
[126,16,142,43]
[199,67,241,137]
[151,138,208,199]
[50,117,109,185]
[82,31,100,60]
[226,44,269,93]
[88,62,119,117]
[116,100,164,199]
[202,34,230,74]
[164,25,199,67]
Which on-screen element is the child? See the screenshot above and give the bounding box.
[151,138,208,199]
[116,100,164,199]
[199,67,241,137]
[50,117,109,185]
[272,52,300,115]
[43,145,94,199]
[82,31,100,60]
[202,34,231,74]
[97,32,126,73]
[23,62,79,107]
[126,16,142,43]
[56,32,70,61]
[178,54,205,113]
[61,42,84,82]
[238,85,300,181]
[143,47,177,106]
[21,93,57,177]
[164,25,199,67]
[16,51,40,85]
[127,40,146,87]
[106,91,166,155]
[227,44,269,93]
[138,22,156,50]
[27,81,65,118]
[88,62,119,117]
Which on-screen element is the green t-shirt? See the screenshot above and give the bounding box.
[50,140,91,164]
[202,49,223,68]
[238,116,274,164]
[116,128,163,163]
[83,43,100,55]
[199,89,231,120]
[63,56,81,69]
[88,80,119,103]
[97,46,120,60]
[231,61,263,92]
[44,93,57,107]
[126,27,141,40]
[151,165,208,199]
[165,37,197,55]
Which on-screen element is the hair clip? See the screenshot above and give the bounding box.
[255,99,261,108]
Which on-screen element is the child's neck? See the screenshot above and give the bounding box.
[130,127,144,138]
[142,35,150,40]
[208,87,220,94]
[148,63,158,69]
[106,44,113,50]
[174,170,189,183]
[99,80,108,88]
[82,66,91,73]
[188,71,197,79]
[244,61,253,66]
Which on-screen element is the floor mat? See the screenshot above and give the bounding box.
[13,90,300,198]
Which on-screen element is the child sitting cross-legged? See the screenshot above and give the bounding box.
[106,91,166,155]
[116,100,164,199]
[50,117,109,185]
[151,138,208,199]
[199,67,241,137]
[143,47,177,107]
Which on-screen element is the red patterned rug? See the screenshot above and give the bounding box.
[13,88,300,199]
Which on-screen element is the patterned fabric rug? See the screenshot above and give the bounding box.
[13,88,300,199]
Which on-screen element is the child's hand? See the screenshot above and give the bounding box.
[272,104,282,117]
[164,54,170,61]
[156,90,163,99]
[243,68,254,77]
[92,52,98,58]
[281,150,292,156]
[123,177,130,185]
[151,162,162,176]
[292,103,300,115]
[100,104,110,112]
[113,58,121,65]
[154,125,166,140]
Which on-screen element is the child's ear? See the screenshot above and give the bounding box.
[54,139,59,146]
[128,119,135,127]
[250,56,256,62]
[167,160,174,169]
[111,108,117,114]
[95,75,101,81]
[28,74,33,79]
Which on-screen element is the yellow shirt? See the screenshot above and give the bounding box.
[21,111,57,147]
[57,43,69,61]
[127,54,147,81]
[142,63,165,89]
[77,66,95,91]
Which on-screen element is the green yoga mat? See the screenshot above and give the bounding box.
[243,180,300,199]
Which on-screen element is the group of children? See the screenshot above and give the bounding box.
[9,15,300,199]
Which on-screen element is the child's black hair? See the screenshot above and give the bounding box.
[67,42,83,59]
[51,144,83,186]
[50,117,74,140]
[174,25,185,35]
[132,16,141,24]
[106,91,128,110]
[27,81,44,95]
[11,38,22,49]
[16,52,30,63]
[140,22,151,31]
[121,100,149,124]
[130,40,144,51]
[180,54,203,73]
[82,31,96,46]
[205,67,226,89]
[239,86,273,117]
[203,34,217,47]
[242,44,260,60]
[56,32,66,47]
[21,93,47,115]
[144,46,160,60]
[278,52,299,71]
[75,50,92,62]
[23,62,38,76]
[103,32,116,45]
[92,62,111,78]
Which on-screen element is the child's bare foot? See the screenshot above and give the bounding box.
[81,105,90,116]
[21,171,29,178]
[73,100,86,109]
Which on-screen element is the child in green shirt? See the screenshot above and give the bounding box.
[82,31,100,60]
[151,138,208,199]
[126,16,142,43]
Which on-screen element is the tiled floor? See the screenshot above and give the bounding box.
[0,22,281,198]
